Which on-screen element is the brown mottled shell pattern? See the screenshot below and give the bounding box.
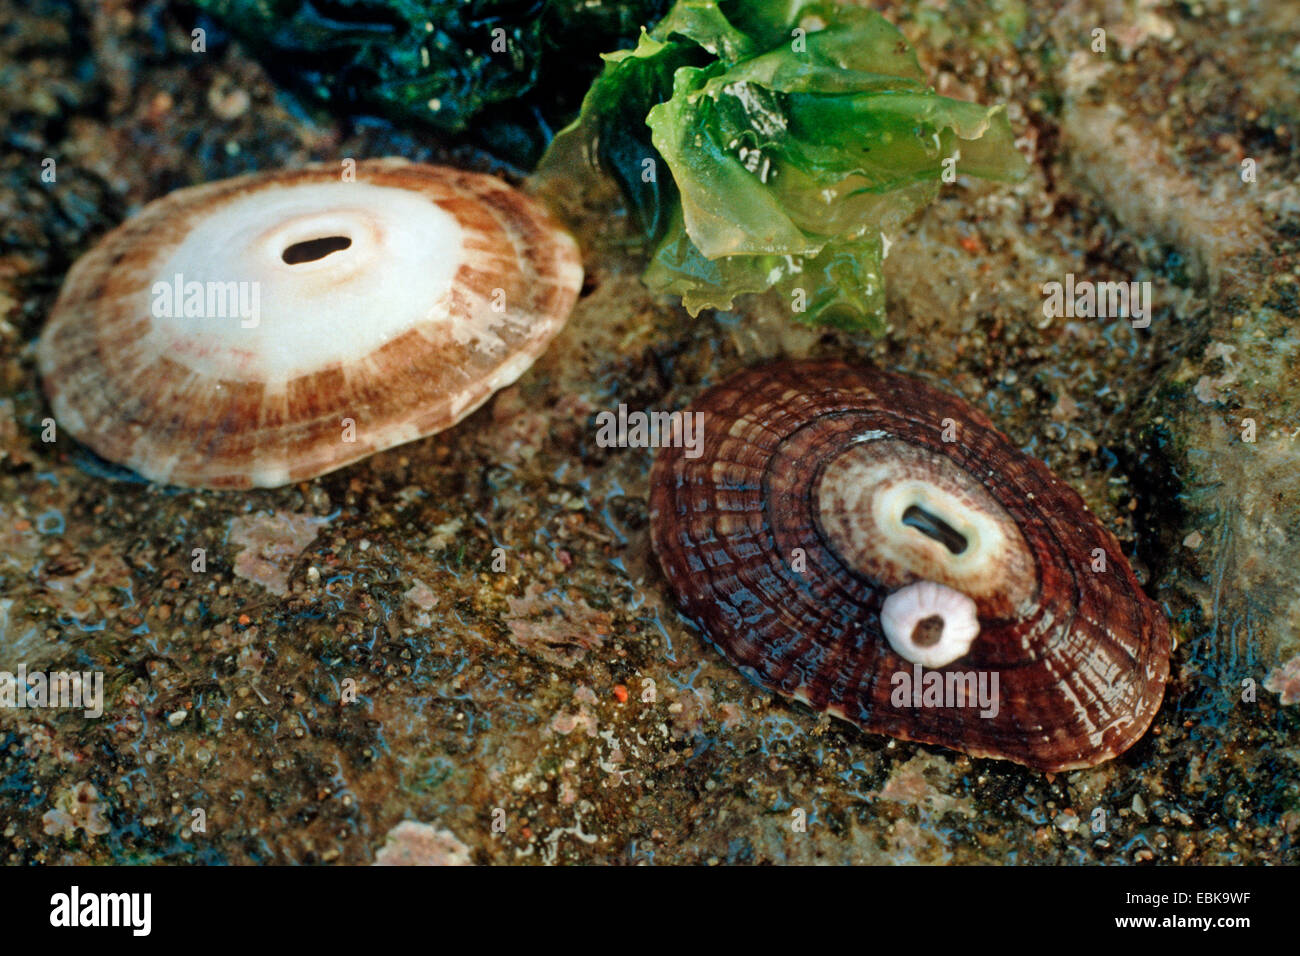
[39,160,581,488]
[649,360,1171,771]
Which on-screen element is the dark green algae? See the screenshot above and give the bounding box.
[191,0,673,169]
[0,0,1296,864]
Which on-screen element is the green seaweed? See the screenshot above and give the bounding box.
[541,0,1029,331]
[193,0,671,167]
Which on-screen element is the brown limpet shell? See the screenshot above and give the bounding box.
[38,159,582,488]
[648,360,1171,771]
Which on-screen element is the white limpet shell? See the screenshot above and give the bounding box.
[38,159,583,488]
[879,580,981,668]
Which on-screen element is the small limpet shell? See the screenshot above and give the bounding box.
[38,159,582,488]
[880,580,981,669]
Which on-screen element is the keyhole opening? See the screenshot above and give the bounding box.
[902,504,968,555]
[282,235,352,264]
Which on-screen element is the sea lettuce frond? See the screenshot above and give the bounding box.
[543,0,1028,331]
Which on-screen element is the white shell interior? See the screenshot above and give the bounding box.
[143,182,465,383]
[880,580,981,668]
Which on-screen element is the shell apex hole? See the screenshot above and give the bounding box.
[902,503,968,555]
[911,614,945,647]
[281,235,353,265]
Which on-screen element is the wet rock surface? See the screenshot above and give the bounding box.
[0,0,1296,864]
